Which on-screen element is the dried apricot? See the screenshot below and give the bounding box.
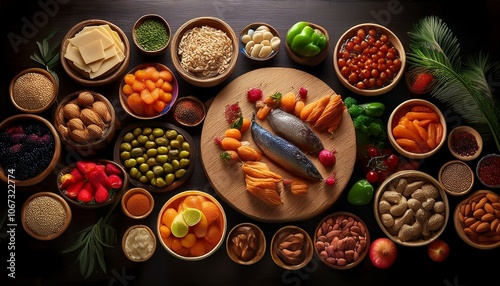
[162,208,178,228]
[224,128,242,141]
[201,201,220,224]
[204,224,222,245]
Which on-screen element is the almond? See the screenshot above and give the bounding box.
[92,101,112,123]
[70,129,89,143]
[81,108,104,128]
[476,222,490,233]
[58,124,69,139]
[77,91,95,106]
[87,124,103,140]
[67,118,85,131]
[63,103,81,120]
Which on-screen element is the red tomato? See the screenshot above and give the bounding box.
[366,170,379,184]
[367,146,380,158]
[385,154,399,171]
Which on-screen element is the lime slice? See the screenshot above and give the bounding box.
[170,213,189,238]
[182,207,203,226]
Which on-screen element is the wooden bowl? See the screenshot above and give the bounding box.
[21,192,71,240]
[9,68,58,113]
[0,114,61,187]
[113,121,195,193]
[54,90,117,156]
[447,126,483,161]
[270,225,313,270]
[313,212,370,270]
[170,17,238,87]
[476,154,500,189]
[119,62,178,120]
[122,224,156,262]
[240,22,281,62]
[57,159,128,209]
[121,187,155,219]
[438,160,474,196]
[60,19,130,86]
[454,190,500,249]
[172,96,207,127]
[333,23,405,96]
[156,190,227,261]
[374,170,449,247]
[226,222,266,265]
[387,99,447,159]
[285,22,329,66]
[132,14,171,55]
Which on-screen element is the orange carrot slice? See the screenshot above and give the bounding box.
[396,138,423,153]
[405,111,439,122]
[410,105,434,113]
[426,122,437,150]
[393,125,421,142]
[435,122,444,145]
[412,120,428,141]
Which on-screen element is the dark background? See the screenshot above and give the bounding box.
[1,0,500,285]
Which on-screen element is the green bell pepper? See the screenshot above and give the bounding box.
[286,21,327,57]
[347,179,374,205]
[359,102,385,118]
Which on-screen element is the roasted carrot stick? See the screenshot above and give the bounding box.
[412,120,428,141]
[306,95,330,123]
[404,111,439,122]
[396,138,423,153]
[435,122,444,144]
[393,125,422,142]
[414,119,433,127]
[410,105,434,113]
[426,122,437,150]
[299,100,318,120]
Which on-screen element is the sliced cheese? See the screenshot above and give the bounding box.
[89,54,121,79]
[69,28,114,50]
[79,39,105,64]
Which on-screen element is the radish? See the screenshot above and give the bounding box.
[319,149,336,167]
[247,87,263,103]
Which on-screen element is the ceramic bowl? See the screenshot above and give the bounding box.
[333,23,405,96]
[438,160,474,196]
[226,222,266,265]
[476,154,500,189]
[60,19,130,86]
[119,62,178,120]
[387,99,447,159]
[122,224,157,262]
[57,159,128,209]
[54,90,117,156]
[270,225,314,270]
[170,17,238,87]
[454,190,500,249]
[313,212,370,269]
[447,126,483,161]
[121,187,155,219]
[21,192,72,240]
[171,96,207,127]
[113,121,195,193]
[240,22,281,62]
[285,22,329,66]
[9,68,58,113]
[374,170,449,247]
[132,14,171,55]
[0,114,61,187]
[157,190,227,261]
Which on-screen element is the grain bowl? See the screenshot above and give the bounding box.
[157,190,227,261]
[374,170,449,247]
[447,126,482,161]
[454,190,500,249]
[119,63,178,120]
[54,90,117,156]
[387,99,446,159]
[9,68,57,113]
[21,192,71,240]
[170,17,238,87]
[333,23,405,96]
[270,225,313,270]
[438,160,474,196]
[0,114,61,187]
[132,14,171,55]
[122,224,157,262]
[285,21,329,66]
[121,187,155,220]
[60,19,130,86]
[240,22,281,61]
[313,212,370,270]
[226,222,266,265]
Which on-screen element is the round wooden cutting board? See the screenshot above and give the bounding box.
[200,67,356,223]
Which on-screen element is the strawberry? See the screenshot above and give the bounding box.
[60,167,85,189]
[247,87,263,103]
[64,180,85,199]
[70,167,85,183]
[87,168,111,189]
[108,174,123,189]
[77,186,93,203]
[94,184,110,203]
[105,162,122,176]
[77,161,97,175]
[411,73,434,93]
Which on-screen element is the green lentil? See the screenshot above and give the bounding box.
[135,19,169,51]
[24,195,66,237]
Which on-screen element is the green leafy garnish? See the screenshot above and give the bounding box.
[30,29,60,86]
[407,16,500,151]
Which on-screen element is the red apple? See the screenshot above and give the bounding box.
[369,237,397,269]
[428,239,450,262]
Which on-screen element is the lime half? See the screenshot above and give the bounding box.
[171,213,189,238]
[182,208,203,226]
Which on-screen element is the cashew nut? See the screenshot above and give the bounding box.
[390,196,408,216]
[403,180,425,196]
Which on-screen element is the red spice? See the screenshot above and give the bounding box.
[477,155,500,187]
[451,131,479,156]
[174,99,205,126]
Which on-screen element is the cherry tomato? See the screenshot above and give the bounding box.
[367,146,380,158]
[366,170,379,184]
[385,154,399,171]
[377,170,389,184]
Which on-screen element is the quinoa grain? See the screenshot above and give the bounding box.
[13,72,55,110]
[24,195,67,237]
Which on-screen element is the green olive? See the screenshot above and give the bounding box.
[165,173,175,185]
[146,170,155,181]
[152,165,164,176]
[165,130,178,140]
[171,159,180,171]
[124,158,137,168]
[130,147,144,158]
[137,135,149,144]
[123,132,135,143]
[133,127,142,137]
[147,158,157,167]
[155,137,168,146]
[176,134,185,145]
[136,156,145,165]
[145,141,156,150]
[139,163,149,173]
[142,127,153,136]
[129,167,139,178]
[120,142,132,152]
[149,134,155,141]
[135,171,143,180]
[163,163,173,174]
[146,148,157,157]
[153,128,165,137]
[139,175,149,184]
[175,168,186,178]
[179,158,190,168]
[169,140,180,149]
[182,142,191,151]
[168,149,179,158]
[120,151,131,160]
[131,139,140,147]
[150,178,157,186]
[179,150,190,159]
[155,177,167,188]
[156,154,168,164]
[157,146,169,155]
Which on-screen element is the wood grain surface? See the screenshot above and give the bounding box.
[200,67,355,222]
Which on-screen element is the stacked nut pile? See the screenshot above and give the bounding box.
[56,91,112,144]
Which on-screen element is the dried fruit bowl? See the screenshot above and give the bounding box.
[270,225,313,270]
[226,222,266,265]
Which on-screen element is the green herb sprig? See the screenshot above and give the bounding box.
[30,30,60,86]
[62,199,119,279]
[407,16,500,151]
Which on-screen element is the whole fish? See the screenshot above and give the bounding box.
[251,114,323,181]
[267,108,324,154]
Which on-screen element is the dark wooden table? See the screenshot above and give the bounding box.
[2,1,500,285]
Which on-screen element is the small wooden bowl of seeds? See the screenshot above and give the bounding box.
[132,14,171,56]
[21,192,72,240]
[439,160,474,196]
[9,68,58,114]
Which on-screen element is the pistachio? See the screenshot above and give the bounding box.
[76,91,95,106]
[80,108,104,128]
[87,124,103,140]
[62,103,81,120]
[67,118,85,131]
[92,101,112,123]
[70,129,89,143]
